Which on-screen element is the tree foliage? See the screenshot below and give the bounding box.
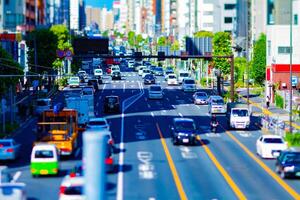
[127,31,135,48]
[194,31,214,38]
[0,46,23,95]
[234,57,247,82]
[171,40,180,51]
[212,32,233,75]
[26,28,57,74]
[157,36,167,47]
[252,33,266,85]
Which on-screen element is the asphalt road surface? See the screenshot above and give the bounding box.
[3,67,300,200]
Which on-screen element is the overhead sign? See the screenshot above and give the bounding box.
[73,37,109,55]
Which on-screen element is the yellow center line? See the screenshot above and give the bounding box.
[198,136,247,200]
[222,126,300,199]
[155,123,188,200]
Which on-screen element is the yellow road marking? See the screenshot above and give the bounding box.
[198,136,247,200]
[223,127,300,199]
[156,123,188,200]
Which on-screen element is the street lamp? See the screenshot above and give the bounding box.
[289,0,293,133]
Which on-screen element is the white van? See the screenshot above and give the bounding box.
[30,144,59,176]
[94,69,103,77]
[178,71,190,84]
[208,95,227,114]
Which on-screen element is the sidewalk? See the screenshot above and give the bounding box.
[237,88,300,132]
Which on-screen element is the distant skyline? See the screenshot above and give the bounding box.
[85,0,113,9]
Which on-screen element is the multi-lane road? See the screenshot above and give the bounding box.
[3,67,300,199]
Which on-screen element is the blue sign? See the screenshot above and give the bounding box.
[292,76,298,87]
[53,103,64,114]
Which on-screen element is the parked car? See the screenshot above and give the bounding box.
[103,96,120,113]
[0,139,20,160]
[275,147,300,178]
[167,74,178,85]
[111,71,122,80]
[182,78,197,92]
[148,85,163,99]
[171,118,197,145]
[35,98,52,115]
[143,74,156,85]
[193,92,208,105]
[256,135,288,159]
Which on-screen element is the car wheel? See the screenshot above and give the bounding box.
[275,166,280,174]
[280,171,288,179]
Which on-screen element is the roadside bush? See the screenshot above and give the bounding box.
[223,91,238,103]
[200,77,212,86]
[285,133,300,147]
[275,93,284,109]
[56,77,68,87]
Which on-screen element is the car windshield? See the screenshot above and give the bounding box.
[169,75,176,79]
[232,109,249,117]
[211,99,224,105]
[264,138,283,143]
[150,86,161,91]
[88,121,106,126]
[35,150,54,158]
[107,97,117,103]
[145,75,153,79]
[70,78,79,81]
[180,73,189,77]
[0,141,11,147]
[283,153,300,163]
[156,68,163,71]
[95,69,102,73]
[196,93,207,97]
[37,100,49,106]
[184,80,195,84]
[175,121,195,131]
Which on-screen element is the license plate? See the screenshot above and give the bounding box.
[182,139,189,143]
[40,170,48,175]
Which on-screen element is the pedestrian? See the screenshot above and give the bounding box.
[266,96,270,109]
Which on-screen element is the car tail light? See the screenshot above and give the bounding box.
[108,139,114,145]
[69,172,76,178]
[105,157,113,165]
[59,186,66,195]
[60,148,71,152]
[6,148,14,153]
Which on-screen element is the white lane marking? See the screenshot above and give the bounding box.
[137,151,156,179]
[151,112,154,117]
[172,105,176,109]
[238,131,251,137]
[179,146,197,159]
[130,85,134,88]
[75,148,81,158]
[96,102,99,107]
[161,110,166,115]
[147,104,151,108]
[113,85,116,88]
[101,83,106,94]
[126,81,130,83]
[131,80,135,83]
[149,198,156,200]
[117,113,125,200]
[123,83,126,93]
[12,171,22,182]
[166,98,170,101]
[178,113,183,117]
[205,133,221,137]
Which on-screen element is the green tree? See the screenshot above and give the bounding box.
[0,46,23,95]
[26,28,57,74]
[252,33,266,85]
[234,57,247,82]
[135,34,144,50]
[171,40,180,51]
[194,31,214,38]
[128,31,135,48]
[212,32,233,75]
[102,30,109,37]
[157,36,167,47]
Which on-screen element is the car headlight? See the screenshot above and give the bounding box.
[178,133,185,136]
[284,166,295,172]
[191,133,195,137]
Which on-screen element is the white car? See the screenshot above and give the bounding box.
[138,66,146,76]
[142,69,151,78]
[94,69,103,77]
[167,74,178,85]
[86,118,109,130]
[59,175,84,200]
[182,78,197,92]
[111,66,120,74]
[148,85,163,99]
[0,183,27,200]
[178,71,190,84]
[68,77,80,88]
[256,135,288,159]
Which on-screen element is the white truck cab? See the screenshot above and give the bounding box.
[226,103,250,129]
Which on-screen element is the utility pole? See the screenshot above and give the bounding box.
[230,55,235,102]
[289,0,293,133]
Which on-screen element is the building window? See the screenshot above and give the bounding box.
[268,40,271,56]
[224,4,235,10]
[294,14,298,25]
[278,46,291,54]
[224,17,233,24]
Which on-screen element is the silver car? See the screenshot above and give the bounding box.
[193,92,208,105]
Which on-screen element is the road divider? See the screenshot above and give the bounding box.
[155,123,188,200]
[198,135,247,200]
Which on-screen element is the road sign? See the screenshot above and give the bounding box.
[56,50,65,58]
[65,49,73,60]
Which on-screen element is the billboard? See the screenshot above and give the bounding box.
[73,37,109,55]
[185,37,212,56]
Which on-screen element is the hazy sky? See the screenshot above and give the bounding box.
[85,0,113,9]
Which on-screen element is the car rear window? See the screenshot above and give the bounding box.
[196,93,206,97]
[264,138,283,143]
[107,97,117,103]
[180,73,189,77]
[184,80,195,84]
[70,78,79,81]
[64,186,83,195]
[0,142,11,147]
[88,121,106,126]
[169,75,176,79]
[145,74,153,79]
[283,153,300,163]
[150,86,161,91]
[37,100,49,106]
[34,150,54,158]
[211,99,224,105]
[175,121,195,131]
[156,68,163,71]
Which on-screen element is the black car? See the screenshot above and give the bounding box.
[275,147,300,179]
[149,66,156,74]
[104,96,120,113]
[154,67,164,76]
[112,71,122,80]
[171,118,197,145]
[87,79,99,91]
[143,74,156,85]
